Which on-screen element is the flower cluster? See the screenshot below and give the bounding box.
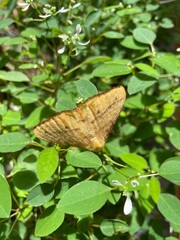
[18,1,89,55]
[112,179,139,215]
[18,0,35,11]
[58,24,90,55]
[18,1,81,17]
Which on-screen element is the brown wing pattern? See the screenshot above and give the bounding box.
[33,86,126,151]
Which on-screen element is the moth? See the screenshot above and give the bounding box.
[33,86,126,151]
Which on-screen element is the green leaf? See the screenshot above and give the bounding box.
[0,175,12,218]
[159,103,175,122]
[37,148,59,183]
[16,92,38,104]
[0,102,7,116]
[66,150,102,168]
[2,110,21,126]
[117,7,141,16]
[150,177,160,203]
[146,4,159,11]
[0,132,30,153]
[84,56,111,64]
[85,10,102,27]
[75,80,98,99]
[166,121,180,150]
[120,153,148,170]
[121,36,147,50]
[32,72,48,83]
[100,219,129,236]
[26,106,49,128]
[0,70,29,82]
[17,148,38,171]
[157,193,180,225]
[58,181,110,215]
[21,27,42,38]
[0,18,14,29]
[135,122,153,141]
[27,183,54,206]
[92,64,131,78]
[128,73,157,95]
[103,31,123,39]
[150,54,179,74]
[4,37,27,45]
[138,13,152,23]
[133,28,156,44]
[160,18,174,29]
[124,94,144,109]
[0,37,10,44]
[135,63,160,77]
[35,205,64,237]
[105,138,129,158]
[13,170,38,190]
[159,156,180,185]
[18,63,38,69]
[56,98,76,112]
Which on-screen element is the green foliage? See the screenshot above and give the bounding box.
[0,0,180,239]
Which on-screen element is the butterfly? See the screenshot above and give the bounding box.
[33,86,126,151]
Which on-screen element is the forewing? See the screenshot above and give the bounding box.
[84,86,126,140]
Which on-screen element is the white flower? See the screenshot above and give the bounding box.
[18,1,31,12]
[71,2,81,9]
[76,24,82,34]
[39,5,69,19]
[123,194,132,215]
[78,40,90,46]
[57,46,65,54]
[112,180,123,186]
[58,34,69,42]
[76,97,84,103]
[39,14,51,19]
[131,180,139,188]
[56,7,69,14]
[57,23,89,54]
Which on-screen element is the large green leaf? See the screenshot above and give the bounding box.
[92,64,131,78]
[75,80,98,98]
[35,205,64,236]
[37,147,59,183]
[0,132,30,153]
[0,175,12,218]
[26,106,50,128]
[117,7,141,16]
[151,54,179,74]
[133,28,156,44]
[120,153,148,170]
[58,181,110,215]
[166,121,180,150]
[157,194,180,225]
[100,219,129,236]
[135,63,160,77]
[13,170,38,190]
[159,156,180,185]
[66,150,102,168]
[16,92,38,104]
[2,110,21,126]
[0,70,29,82]
[27,183,54,206]
[0,18,14,29]
[128,73,157,95]
[105,138,129,158]
[121,36,147,50]
[150,177,161,203]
